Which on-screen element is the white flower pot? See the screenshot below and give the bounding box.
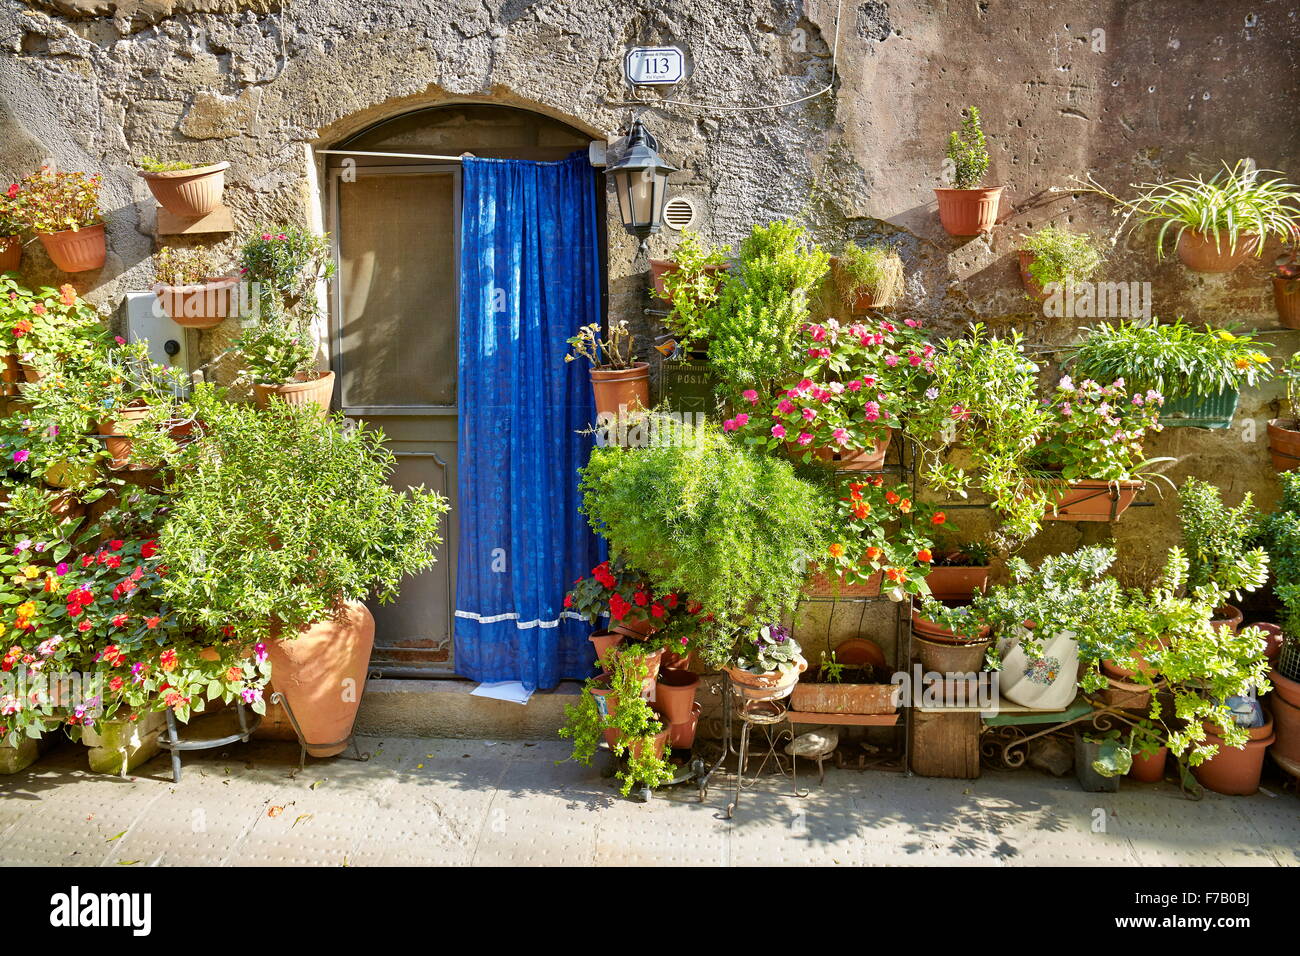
[996,628,1079,711]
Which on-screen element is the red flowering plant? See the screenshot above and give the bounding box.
[0,183,22,238]
[730,316,938,466]
[564,556,688,638]
[0,493,269,748]
[817,476,939,601]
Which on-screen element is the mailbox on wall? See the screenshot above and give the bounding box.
[119,291,191,374]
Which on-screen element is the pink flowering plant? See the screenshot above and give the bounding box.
[730,316,937,466]
[1032,375,1168,482]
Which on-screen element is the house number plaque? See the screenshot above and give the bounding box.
[624,46,685,86]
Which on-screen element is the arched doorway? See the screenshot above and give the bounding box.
[323,104,603,677]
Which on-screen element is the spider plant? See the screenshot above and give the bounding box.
[1066,319,1273,399]
[1082,160,1300,259]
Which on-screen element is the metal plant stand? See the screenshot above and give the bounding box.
[270,691,372,771]
[156,702,261,784]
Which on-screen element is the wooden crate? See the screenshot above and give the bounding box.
[909,708,981,778]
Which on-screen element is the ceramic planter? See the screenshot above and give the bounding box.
[97,401,152,470]
[925,562,991,601]
[1267,419,1300,472]
[996,627,1080,711]
[1266,685,1300,781]
[587,630,624,666]
[154,276,239,329]
[613,617,658,641]
[1274,276,1300,329]
[660,644,697,673]
[267,600,375,757]
[1212,604,1243,634]
[38,223,106,273]
[1128,746,1169,783]
[789,678,897,716]
[1254,622,1284,663]
[1271,667,1300,709]
[1044,479,1143,522]
[910,604,991,673]
[654,669,699,724]
[1175,229,1259,273]
[0,235,20,272]
[589,362,650,420]
[139,161,230,217]
[254,370,335,417]
[934,186,1003,236]
[1192,714,1274,796]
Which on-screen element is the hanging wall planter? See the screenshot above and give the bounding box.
[589,362,650,419]
[925,559,992,601]
[1044,479,1143,522]
[0,234,21,273]
[1275,276,1300,329]
[1159,387,1239,429]
[1175,229,1260,273]
[138,161,230,218]
[155,276,239,329]
[1017,250,1048,301]
[649,258,729,302]
[935,187,1003,237]
[254,370,335,417]
[38,223,106,273]
[97,400,152,469]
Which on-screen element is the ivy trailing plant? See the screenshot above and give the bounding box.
[578,414,834,666]
[158,385,448,644]
[945,107,989,189]
[1020,226,1104,288]
[705,220,830,396]
[908,325,1050,544]
[1067,319,1273,399]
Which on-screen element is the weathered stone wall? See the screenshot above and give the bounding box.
[1,0,1297,599]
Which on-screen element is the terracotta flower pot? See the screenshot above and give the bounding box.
[723,656,807,702]
[934,186,1003,236]
[654,669,699,724]
[1254,622,1284,663]
[1128,746,1169,783]
[266,600,375,757]
[1270,667,1300,709]
[154,276,239,329]
[1175,229,1260,273]
[649,259,729,302]
[1044,479,1143,522]
[1212,604,1243,635]
[254,370,335,417]
[1267,419,1300,472]
[589,362,649,419]
[97,401,152,470]
[910,602,991,673]
[1274,276,1300,329]
[829,255,898,312]
[806,429,892,472]
[138,162,229,217]
[38,223,106,273]
[588,630,624,666]
[660,644,697,673]
[1017,250,1048,302]
[668,701,701,750]
[803,567,882,598]
[1268,693,1300,780]
[1192,714,1274,796]
[0,235,21,273]
[1,353,20,397]
[1101,636,1168,680]
[618,726,671,762]
[48,491,85,523]
[925,563,991,601]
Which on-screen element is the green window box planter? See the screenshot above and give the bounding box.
[656,356,717,415]
[1159,387,1239,430]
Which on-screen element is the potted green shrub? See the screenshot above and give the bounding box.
[1033,374,1173,521]
[934,107,1001,236]
[158,386,448,756]
[0,183,22,273]
[578,414,834,668]
[564,320,648,421]
[1268,352,1300,471]
[13,167,106,273]
[652,230,730,320]
[1067,319,1273,429]
[153,245,239,329]
[1178,477,1268,634]
[829,241,904,312]
[1085,160,1300,272]
[137,156,230,218]
[1255,471,1300,779]
[234,227,336,413]
[1017,226,1104,301]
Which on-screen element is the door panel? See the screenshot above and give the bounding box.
[332,166,460,674]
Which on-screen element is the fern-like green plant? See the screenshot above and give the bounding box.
[1020,226,1104,287]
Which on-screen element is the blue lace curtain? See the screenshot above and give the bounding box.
[454,153,604,690]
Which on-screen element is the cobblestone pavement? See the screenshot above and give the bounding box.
[1,736,1296,866]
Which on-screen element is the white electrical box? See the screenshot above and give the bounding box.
[120,291,190,373]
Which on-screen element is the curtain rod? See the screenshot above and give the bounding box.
[316,148,469,161]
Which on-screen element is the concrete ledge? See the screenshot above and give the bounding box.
[355,678,583,740]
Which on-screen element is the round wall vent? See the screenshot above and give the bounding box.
[663,196,698,231]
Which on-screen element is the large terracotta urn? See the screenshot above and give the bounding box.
[266,600,375,757]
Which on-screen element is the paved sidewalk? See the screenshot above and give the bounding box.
[1,736,1296,866]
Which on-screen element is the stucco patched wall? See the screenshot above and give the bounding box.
[1,0,1298,601]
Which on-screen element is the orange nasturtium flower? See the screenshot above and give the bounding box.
[828,543,846,559]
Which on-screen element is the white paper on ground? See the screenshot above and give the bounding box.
[470,681,534,705]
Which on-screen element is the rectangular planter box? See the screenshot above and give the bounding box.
[1044,479,1143,522]
[1159,387,1239,430]
[789,681,898,715]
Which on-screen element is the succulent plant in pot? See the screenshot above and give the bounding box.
[12,167,106,273]
[934,107,1001,236]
